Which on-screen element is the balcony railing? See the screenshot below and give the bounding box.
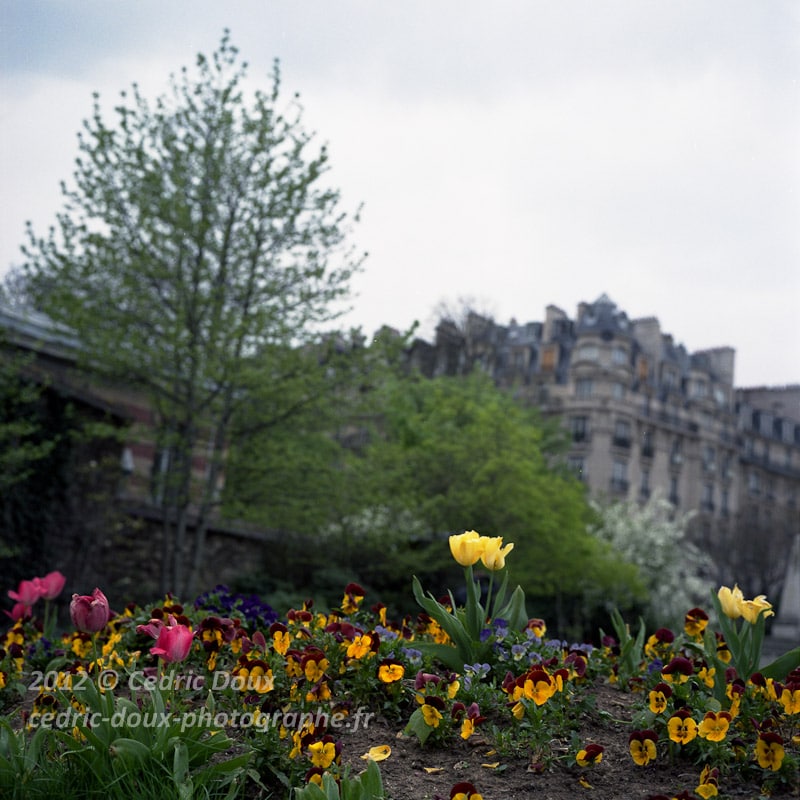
[612,435,632,449]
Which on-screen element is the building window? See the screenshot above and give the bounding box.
[612,381,626,400]
[612,345,628,366]
[702,483,714,513]
[611,460,628,493]
[575,344,599,362]
[670,438,683,466]
[569,416,589,442]
[703,445,716,473]
[692,380,708,399]
[669,475,680,506]
[721,488,729,516]
[640,469,650,499]
[575,378,593,399]
[613,419,631,448]
[541,344,557,371]
[748,472,761,495]
[641,429,654,459]
[567,456,586,482]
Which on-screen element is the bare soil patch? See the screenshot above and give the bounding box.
[336,681,798,800]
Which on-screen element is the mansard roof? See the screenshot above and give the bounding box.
[576,293,631,339]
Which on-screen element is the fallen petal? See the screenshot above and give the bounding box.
[361,745,391,762]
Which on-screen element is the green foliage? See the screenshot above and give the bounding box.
[599,607,647,688]
[0,349,128,593]
[355,371,635,633]
[0,351,56,495]
[21,32,363,597]
[50,673,251,799]
[411,563,528,671]
[223,335,378,534]
[292,759,384,800]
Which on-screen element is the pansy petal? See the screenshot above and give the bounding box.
[361,745,391,762]
[423,767,443,774]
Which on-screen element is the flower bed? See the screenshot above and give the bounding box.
[1,535,799,799]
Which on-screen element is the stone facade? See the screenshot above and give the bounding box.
[407,295,800,599]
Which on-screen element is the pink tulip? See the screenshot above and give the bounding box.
[136,618,165,639]
[150,615,194,663]
[34,571,66,600]
[70,588,110,633]
[4,602,32,622]
[8,579,43,607]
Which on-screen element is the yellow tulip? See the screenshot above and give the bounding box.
[449,530,485,567]
[717,584,744,619]
[480,536,514,571]
[739,595,774,624]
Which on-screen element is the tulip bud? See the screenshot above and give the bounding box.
[34,571,66,601]
[717,585,744,620]
[150,615,194,663]
[480,536,514,571]
[70,588,110,633]
[8,579,43,608]
[449,530,485,567]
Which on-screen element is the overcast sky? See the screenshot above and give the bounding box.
[1,1,798,387]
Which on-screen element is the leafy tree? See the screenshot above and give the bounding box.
[0,347,56,495]
[588,492,715,628]
[0,345,126,595]
[223,331,379,534]
[20,33,363,597]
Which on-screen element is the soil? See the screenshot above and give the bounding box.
[335,682,798,800]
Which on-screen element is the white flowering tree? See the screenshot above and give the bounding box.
[588,492,716,628]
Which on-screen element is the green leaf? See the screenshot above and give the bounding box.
[293,780,329,800]
[494,584,528,632]
[173,739,189,782]
[359,758,385,798]
[411,641,466,672]
[464,564,485,641]
[109,736,151,767]
[412,575,474,665]
[760,646,800,681]
[404,707,433,746]
[489,568,510,622]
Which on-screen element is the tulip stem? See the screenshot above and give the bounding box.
[91,632,101,678]
[485,572,495,626]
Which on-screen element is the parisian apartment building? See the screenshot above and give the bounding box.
[408,294,800,592]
